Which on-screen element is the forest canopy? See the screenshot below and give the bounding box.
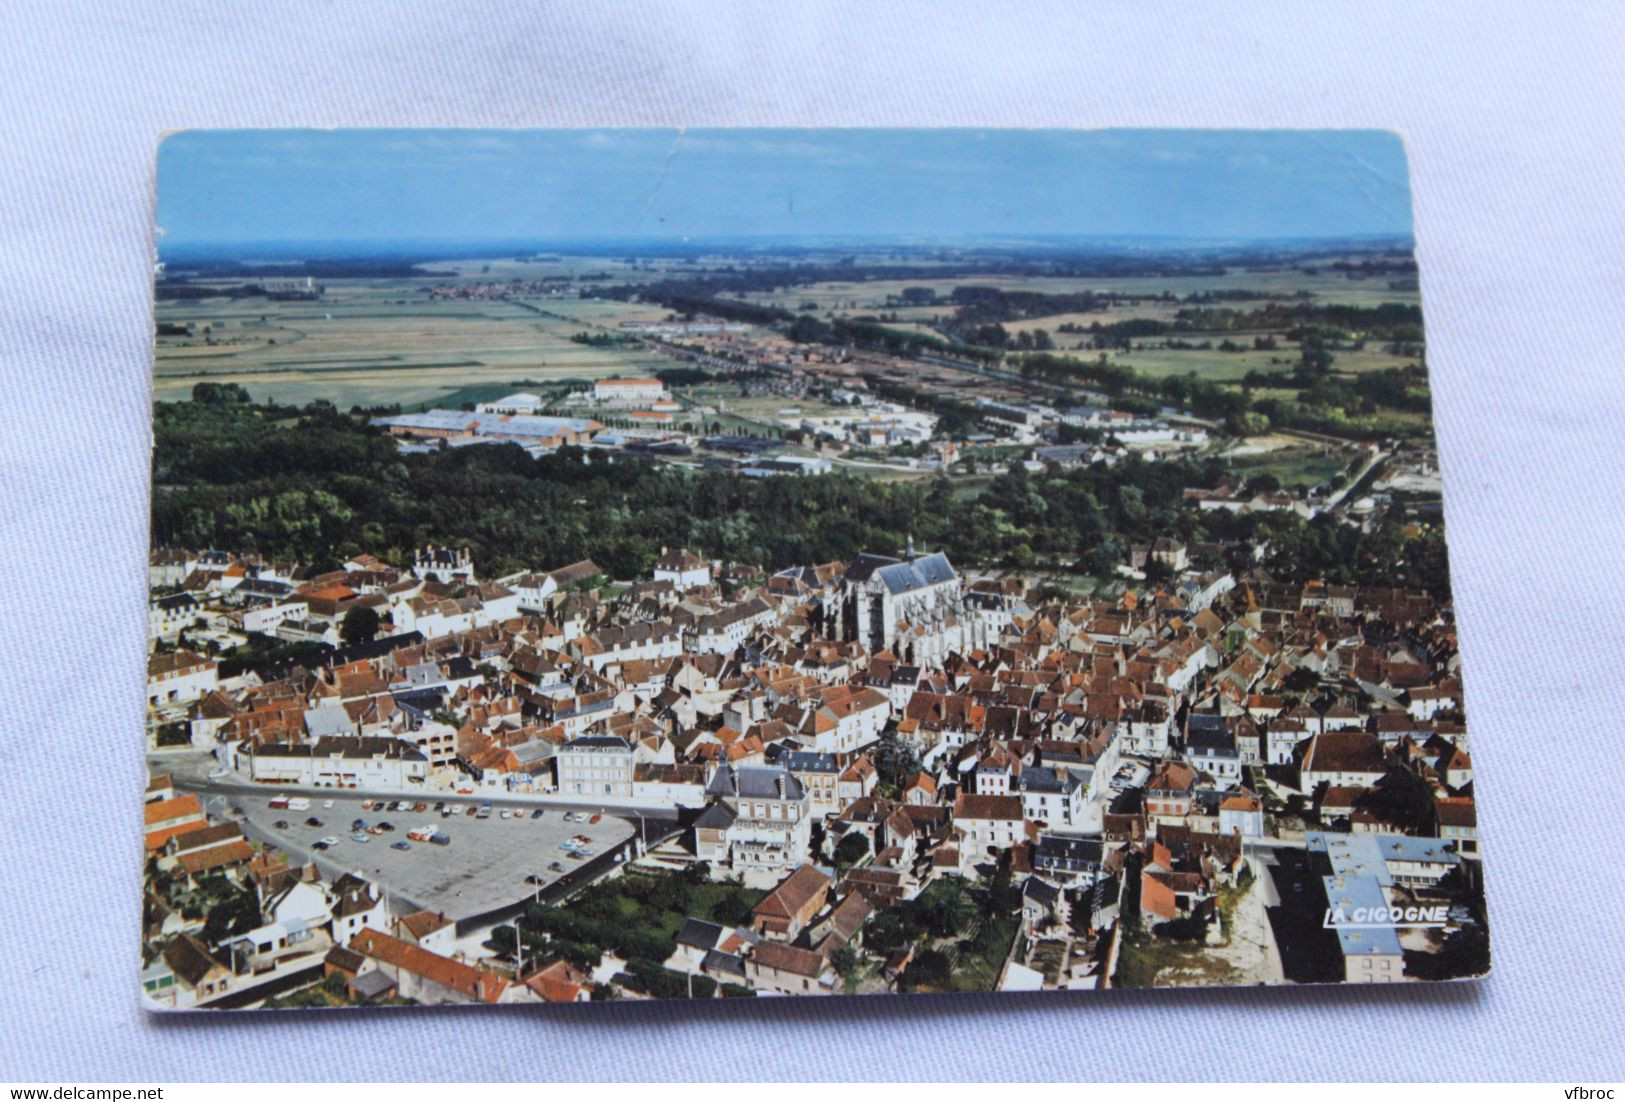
[151,393,1449,598]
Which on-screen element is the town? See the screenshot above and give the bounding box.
[143,130,1481,1008]
[145,518,1482,1006]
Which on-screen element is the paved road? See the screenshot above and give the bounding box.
[1325,448,1390,510]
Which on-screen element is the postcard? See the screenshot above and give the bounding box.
[143,129,1486,1009]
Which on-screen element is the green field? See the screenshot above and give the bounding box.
[749,261,1419,317]
[1219,443,1358,489]
[742,262,1421,393]
[154,260,689,407]
[153,254,1425,421]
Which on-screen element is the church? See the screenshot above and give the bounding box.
[827,543,981,666]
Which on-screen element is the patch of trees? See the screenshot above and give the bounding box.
[625,959,715,999]
[1173,301,1423,342]
[1326,257,1418,277]
[1181,289,1315,304]
[1356,767,1439,834]
[151,398,1455,600]
[937,286,1121,342]
[653,366,716,387]
[155,721,191,747]
[340,606,380,645]
[202,884,261,944]
[155,282,268,301]
[567,331,640,347]
[1405,924,1490,981]
[834,832,870,870]
[523,898,675,965]
[870,732,925,790]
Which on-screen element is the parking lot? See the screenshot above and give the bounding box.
[215,791,638,923]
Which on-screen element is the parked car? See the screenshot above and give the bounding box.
[548,861,565,873]
[577,847,595,858]
[312,841,331,851]
[499,809,511,820]
[360,800,375,811]
[319,836,340,847]
[464,806,477,816]
[377,821,395,832]
[351,819,367,831]
[531,809,545,820]
[273,820,290,830]
[390,841,411,851]
[323,799,335,809]
[414,802,428,813]
[350,832,370,843]
[305,817,323,827]
[589,814,602,824]
[429,833,451,847]
[567,850,586,860]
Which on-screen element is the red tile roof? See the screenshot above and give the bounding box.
[351,928,508,1004]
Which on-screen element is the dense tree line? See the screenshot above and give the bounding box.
[150,390,1451,599]
[1171,300,1423,342]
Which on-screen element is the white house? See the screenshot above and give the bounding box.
[231,736,430,789]
[952,793,1026,862]
[810,687,891,755]
[328,874,390,946]
[695,765,814,885]
[1013,766,1086,829]
[147,650,218,709]
[653,548,711,590]
[241,598,309,635]
[593,377,666,406]
[555,734,635,798]
[1218,794,1265,838]
[149,593,202,645]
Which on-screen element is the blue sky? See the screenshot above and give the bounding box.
[156,129,1413,254]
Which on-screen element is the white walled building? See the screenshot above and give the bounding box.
[555,734,635,798]
[593,378,667,406]
[231,737,430,788]
[147,650,218,709]
[653,548,711,590]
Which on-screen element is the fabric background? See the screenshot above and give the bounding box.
[2,0,1622,1083]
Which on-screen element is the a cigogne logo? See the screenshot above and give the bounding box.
[1323,904,1452,930]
